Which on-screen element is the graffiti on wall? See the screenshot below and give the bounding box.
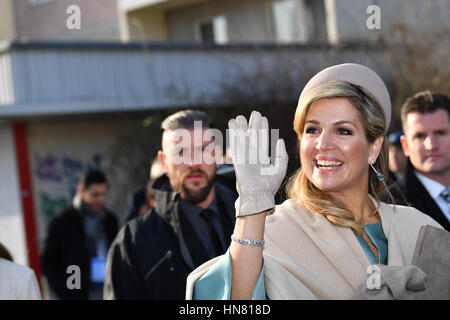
[39,192,70,223]
[34,152,103,223]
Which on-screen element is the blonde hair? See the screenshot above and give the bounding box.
[286,81,389,234]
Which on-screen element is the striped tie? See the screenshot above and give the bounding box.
[439,186,450,210]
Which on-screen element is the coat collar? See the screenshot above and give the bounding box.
[263,197,417,299]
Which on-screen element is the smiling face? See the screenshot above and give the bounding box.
[300,98,383,195]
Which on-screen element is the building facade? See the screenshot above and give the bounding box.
[12,0,121,41]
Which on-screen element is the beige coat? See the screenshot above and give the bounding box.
[186,198,442,300]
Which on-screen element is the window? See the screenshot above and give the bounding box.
[272,0,310,43]
[196,15,228,44]
[29,0,54,6]
[199,21,214,43]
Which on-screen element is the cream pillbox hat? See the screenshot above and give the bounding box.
[299,63,391,132]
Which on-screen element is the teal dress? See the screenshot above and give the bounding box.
[193,222,388,300]
[355,222,388,265]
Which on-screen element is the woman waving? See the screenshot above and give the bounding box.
[186,63,443,300]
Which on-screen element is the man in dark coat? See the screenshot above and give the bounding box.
[384,91,450,231]
[104,110,237,300]
[387,130,407,183]
[123,158,164,224]
[388,160,450,231]
[41,170,119,300]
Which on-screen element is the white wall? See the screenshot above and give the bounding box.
[0,123,28,266]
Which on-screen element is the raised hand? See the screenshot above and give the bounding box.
[228,110,288,217]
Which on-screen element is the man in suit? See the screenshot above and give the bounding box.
[104,110,237,299]
[386,91,450,230]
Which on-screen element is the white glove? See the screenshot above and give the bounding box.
[228,110,289,217]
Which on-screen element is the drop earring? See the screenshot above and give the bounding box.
[369,158,385,182]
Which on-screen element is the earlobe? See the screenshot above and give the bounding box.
[369,136,383,163]
[400,135,409,157]
[157,150,168,173]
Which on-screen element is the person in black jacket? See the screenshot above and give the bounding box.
[41,170,119,300]
[387,130,407,183]
[123,158,164,224]
[104,110,237,299]
[383,91,450,230]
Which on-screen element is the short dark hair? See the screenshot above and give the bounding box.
[0,241,13,261]
[78,169,108,190]
[161,109,213,132]
[401,91,450,129]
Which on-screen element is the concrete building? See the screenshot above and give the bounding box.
[0,0,17,41]
[12,0,121,41]
[118,0,329,43]
[118,0,449,44]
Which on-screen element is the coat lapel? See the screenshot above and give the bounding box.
[265,199,369,296]
[405,161,449,229]
[378,203,408,266]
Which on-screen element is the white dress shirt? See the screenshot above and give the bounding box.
[0,258,42,300]
[415,171,450,223]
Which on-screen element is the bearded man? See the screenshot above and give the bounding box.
[104,110,237,299]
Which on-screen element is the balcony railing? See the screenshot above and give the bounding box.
[0,41,387,118]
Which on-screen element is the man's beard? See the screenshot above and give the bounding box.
[174,168,216,204]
